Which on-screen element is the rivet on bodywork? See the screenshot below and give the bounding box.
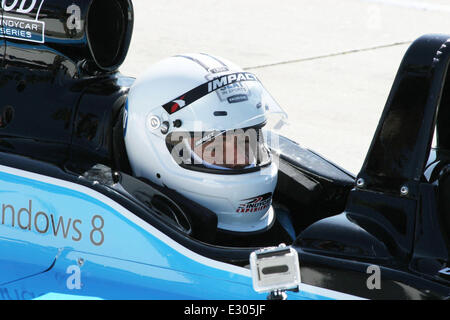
[356,178,365,188]
[400,186,409,196]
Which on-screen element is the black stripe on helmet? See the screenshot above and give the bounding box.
[162,72,258,115]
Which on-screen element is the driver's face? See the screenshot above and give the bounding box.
[192,134,252,169]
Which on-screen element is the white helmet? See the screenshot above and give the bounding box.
[124,53,286,233]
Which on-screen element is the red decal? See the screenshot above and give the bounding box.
[170,103,179,113]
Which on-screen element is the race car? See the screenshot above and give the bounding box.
[0,0,448,300]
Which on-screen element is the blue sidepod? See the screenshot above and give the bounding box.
[0,164,353,300]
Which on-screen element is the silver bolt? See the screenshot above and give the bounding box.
[400,186,409,196]
[160,121,170,135]
[356,178,365,188]
[77,258,84,267]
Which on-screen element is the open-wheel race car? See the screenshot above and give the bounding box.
[0,0,448,300]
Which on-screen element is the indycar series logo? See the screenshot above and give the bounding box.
[236,193,272,213]
[0,0,46,43]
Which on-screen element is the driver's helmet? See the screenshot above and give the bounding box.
[124,53,286,233]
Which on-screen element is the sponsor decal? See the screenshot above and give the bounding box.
[208,66,229,74]
[1,0,41,14]
[207,73,256,93]
[0,0,46,43]
[169,95,186,114]
[1,199,105,246]
[236,193,272,213]
[219,81,249,102]
[162,72,258,115]
[227,94,249,104]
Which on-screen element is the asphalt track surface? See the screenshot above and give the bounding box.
[121,0,450,174]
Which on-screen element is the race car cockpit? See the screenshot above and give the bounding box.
[0,0,449,300]
[0,0,355,250]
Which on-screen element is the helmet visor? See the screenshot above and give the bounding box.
[166,124,271,174]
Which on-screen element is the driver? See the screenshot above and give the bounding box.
[123,53,282,234]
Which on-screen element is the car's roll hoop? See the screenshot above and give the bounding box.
[298,35,450,273]
[0,0,134,74]
[358,34,450,196]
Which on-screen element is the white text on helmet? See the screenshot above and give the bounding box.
[208,73,257,93]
